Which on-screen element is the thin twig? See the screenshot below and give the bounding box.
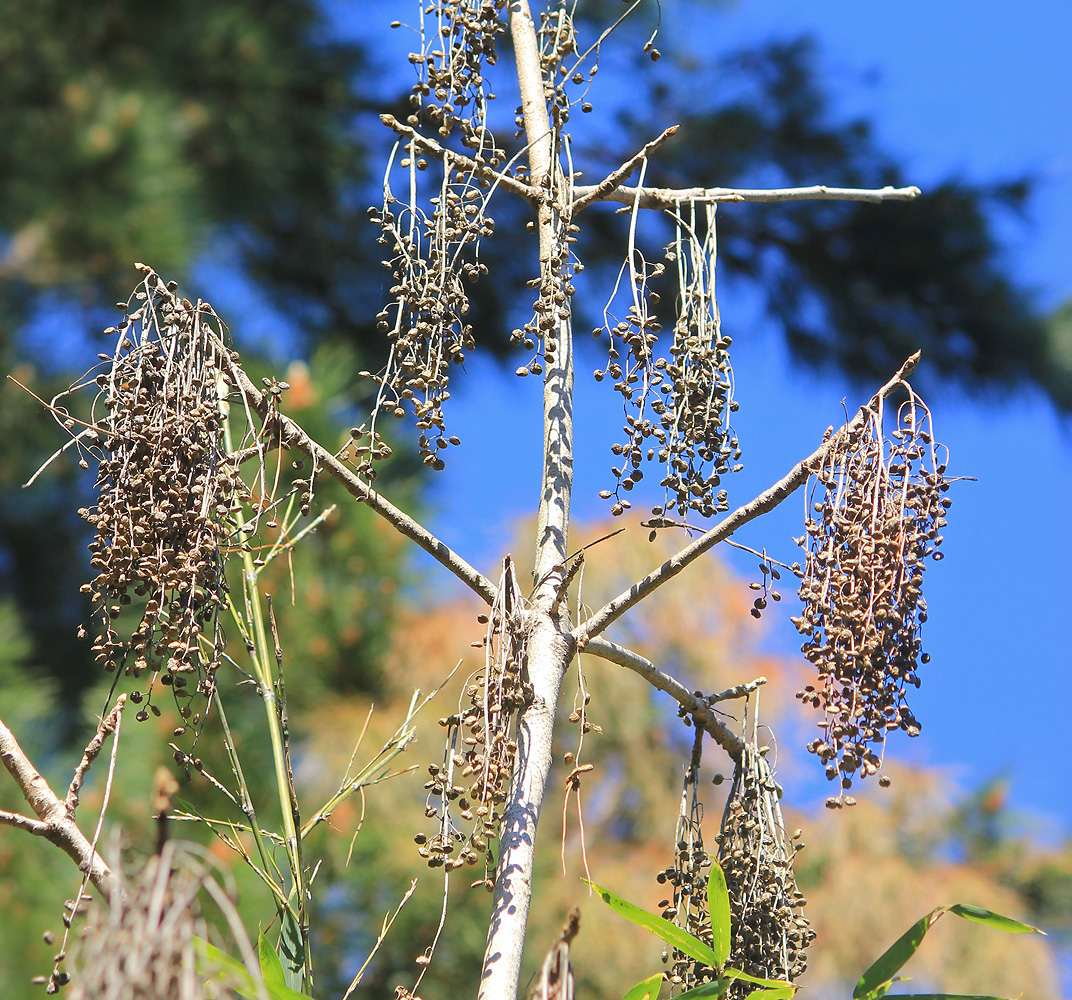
[569,182,922,211]
[341,879,418,1000]
[379,114,537,202]
[572,125,679,213]
[66,697,127,812]
[575,352,920,644]
[582,637,746,760]
[0,708,124,899]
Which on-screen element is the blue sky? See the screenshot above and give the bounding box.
[390,1,1072,831]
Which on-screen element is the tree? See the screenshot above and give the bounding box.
[0,3,1057,1000]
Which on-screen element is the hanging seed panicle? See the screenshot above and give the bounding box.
[399,0,507,148]
[659,728,718,994]
[511,223,577,379]
[792,391,950,803]
[597,203,738,521]
[73,266,239,720]
[366,3,508,477]
[417,559,531,890]
[717,745,814,996]
[531,4,595,132]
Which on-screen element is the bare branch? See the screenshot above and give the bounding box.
[576,352,920,643]
[0,710,123,899]
[379,114,537,203]
[0,808,50,836]
[572,125,679,213]
[710,677,769,702]
[223,359,497,606]
[571,182,922,212]
[67,697,126,812]
[582,637,747,760]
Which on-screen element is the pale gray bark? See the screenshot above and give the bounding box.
[0,705,125,900]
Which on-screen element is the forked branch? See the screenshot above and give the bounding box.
[583,637,758,760]
[0,699,127,899]
[575,352,921,644]
[224,359,497,605]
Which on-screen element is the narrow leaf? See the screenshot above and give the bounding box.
[585,880,721,969]
[673,980,731,999]
[949,903,1045,935]
[194,938,307,1000]
[258,930,286,987]
[278,905,305,991]
[723,967,796,989]
[878,994,1013,999]
[853,910,939,1000]
[622,972,665,1000]
[743,989,796,1000]
[708,859,733,968]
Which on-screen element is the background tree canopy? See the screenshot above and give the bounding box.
[0,1,1069,995]
[0,0,1066,698]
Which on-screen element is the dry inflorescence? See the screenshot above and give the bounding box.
[416,559,532,890]
[66,845,249,1000]
[361,2,509,477]
[598,203,738,522]
[71,266,245,727]
[656,728,718,994]
[792,391,950,805]
[716,744,814,997]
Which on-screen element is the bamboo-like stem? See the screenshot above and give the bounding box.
[479,5,577,999]
[571,182,922,212]
[582,638,749,760]
[575,353,920,645]
[221,357,497,606]
[223,407,313,992]
[0,705,125,899]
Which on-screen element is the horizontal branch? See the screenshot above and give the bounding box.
[379,114,537,202]
[583,637,746,760]
[576,352,920,643]
[0,712,122,899]
[571,182,922,212]
[224,361,497,605]
[572,125,679,213]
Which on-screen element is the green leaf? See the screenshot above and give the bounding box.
[948,904,1045,935]
[854,910,938,1000]
[194,937,307,1000]
[673,980,731,999]
[258,930,286,988]
[875,995,1012,999]
[707,859,732,968]
[743,989,796,1000]
[585,880,721,969]
[622,972,665,1000]
[278,904,305,991]
[723,967,796,989]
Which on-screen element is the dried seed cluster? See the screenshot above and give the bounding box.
[398,0,507,146]
[717,747,813,995]
[416,561,531,890]
[511,225,579,380]
[365,3,510,476]
[657,730,718,993]
[792,394,950,805]
[598,204,738,521]
[74,266,240,724]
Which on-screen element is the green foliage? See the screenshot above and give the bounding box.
[852,904,1043,1000]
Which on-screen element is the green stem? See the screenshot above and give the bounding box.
[222,396,313,993]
